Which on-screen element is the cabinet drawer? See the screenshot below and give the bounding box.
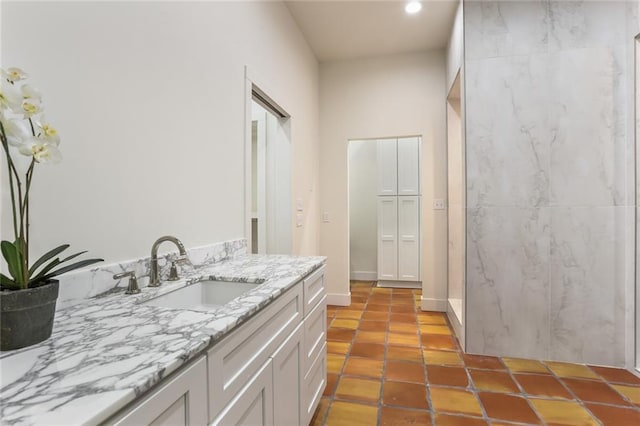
[303,295,326,375]
[301,342,327,426]
[108,357,207,426]
[208,284,303,421]
[303,266,325,316]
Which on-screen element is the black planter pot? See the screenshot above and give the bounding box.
[0,279,59,351]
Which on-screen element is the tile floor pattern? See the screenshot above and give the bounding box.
[310,281,640,426]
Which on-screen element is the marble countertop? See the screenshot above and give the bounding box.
[0,254,325,425]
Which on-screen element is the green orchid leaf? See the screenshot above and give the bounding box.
[28,244,70,276]
[1,240,23,283]
[41,258,103,281]
[59,250,88,264]
[0,272,19,290]
[30,251,88,284]
[30,258,61,282]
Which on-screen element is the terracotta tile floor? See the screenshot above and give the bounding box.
[311,281,640,426]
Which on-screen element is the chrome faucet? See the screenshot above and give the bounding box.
[148,236,187,287]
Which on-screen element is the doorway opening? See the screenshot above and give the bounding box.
[348,136,422,289]
[446,71,465,349]
[246,85,292,255]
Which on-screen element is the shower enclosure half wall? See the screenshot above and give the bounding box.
[452,0,639,369]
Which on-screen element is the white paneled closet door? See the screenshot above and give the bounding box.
[397,196,420,281]
[376,139,398,195]
[397,137,420,195]
[377,196,398,280]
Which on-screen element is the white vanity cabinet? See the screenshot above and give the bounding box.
[209,266,326,426]
[207,283,304,421]
[106,265,326,426]
[107,357,208,426]
[301,269,327,426]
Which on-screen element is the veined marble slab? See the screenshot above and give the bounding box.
[56,239,248,309]
[0,254,325,425]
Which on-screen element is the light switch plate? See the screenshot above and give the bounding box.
[296,198,303,212]
[296,213,303,227]
[433,199,446,210]
[322,212,330,223]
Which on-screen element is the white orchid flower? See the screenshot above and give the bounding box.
[18,136,62,164]
[2,117,31,147]
[1,67,28,83]
[0,79,22,112]
[21,84,42,101]
[20,97,43,118]
[35,117,60,146]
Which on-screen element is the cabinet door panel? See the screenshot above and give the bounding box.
[377,197,398,280]
[212,360,274,426]
[208,285,303,421]
[377,139,398,195]
[272,324,304,426]
[149,397,186,426]
[109,357,207,426]
[397,137,420,195]
[301,343,327,426]
[398,196,420,281]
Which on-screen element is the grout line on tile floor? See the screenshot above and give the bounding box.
[318,281,640,426]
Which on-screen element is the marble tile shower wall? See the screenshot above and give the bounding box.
[56,239,247,309]
[464,0,638,367]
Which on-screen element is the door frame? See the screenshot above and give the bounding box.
[244,67,292,255]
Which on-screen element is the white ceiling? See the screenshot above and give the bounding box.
[285,0,458,63]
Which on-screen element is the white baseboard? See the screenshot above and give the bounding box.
[327,292,351,307]
[447,300,465,351]
[378,280,421,289]
[350,271,377,281]
[421,297,447,312]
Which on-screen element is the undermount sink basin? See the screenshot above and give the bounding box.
[142,280,261,311]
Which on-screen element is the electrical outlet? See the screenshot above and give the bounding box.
[296,198,303,212]
[296,213,303,227]
[433,199,446,210]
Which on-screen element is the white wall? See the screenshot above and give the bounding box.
[319,51,447,306]
[446,1,463,93]
[348,140,377,280]
[1,1,319,268]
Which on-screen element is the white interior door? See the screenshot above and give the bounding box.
[397,196,420,281]
[377,196,398,280]
[251,99,291,256]
[266,115,292,255]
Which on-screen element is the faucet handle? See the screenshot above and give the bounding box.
[167,256,189,281]
[113,271,141,295]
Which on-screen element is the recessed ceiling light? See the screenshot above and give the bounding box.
[405,1,422,14]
